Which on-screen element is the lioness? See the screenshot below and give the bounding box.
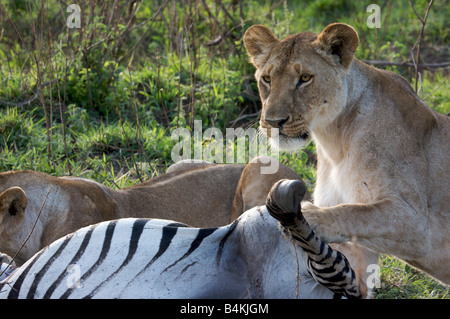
[0,156,302,265]
[243,23,450,285]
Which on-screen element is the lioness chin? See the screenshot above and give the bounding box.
[244,23,450,286]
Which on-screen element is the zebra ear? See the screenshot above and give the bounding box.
[0,187,27,221]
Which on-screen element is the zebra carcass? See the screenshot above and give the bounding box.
[0,179,364,299]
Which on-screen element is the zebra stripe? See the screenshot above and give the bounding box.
[60,220,118,298]
[1,217,234,298]
[1,204,361,299]
[6,250,45,299]
[216,218,239,266]
[161,227,217,274]
[266,179,364,299]
[8,224,87,299]
[104,222,185,294]
[149,223,186,266]
[82,219,149,298]
[42,226,95,298]
[8,220,118,299]
[293,229,361,298]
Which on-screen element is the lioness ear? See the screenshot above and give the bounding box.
[0,187,27,219]
[313,23,359,68]
[243,25,279,68]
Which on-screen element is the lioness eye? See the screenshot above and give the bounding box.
[296,73,313,88]
[301,74,312,82]
[262,75,271,84]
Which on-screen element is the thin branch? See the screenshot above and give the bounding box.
[216,0,237,26]
[424,79,446,101]
[228,111,260,126]
[126,65,157,178]
[201,0,220,26]
[408,0,434,92]
[0,79,58,108]
[408,0,425,24]
[362,60,450,68]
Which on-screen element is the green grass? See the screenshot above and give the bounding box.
[0,0,449,299]
[375,255,449,299]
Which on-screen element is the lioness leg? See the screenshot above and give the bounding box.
[301,198,432,262]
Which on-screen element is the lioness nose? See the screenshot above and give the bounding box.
[265,117,289,128]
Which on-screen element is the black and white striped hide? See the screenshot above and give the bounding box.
[266,179,365,299]
[0,202,358,299]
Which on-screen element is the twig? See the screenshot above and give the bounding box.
[290,241,301,299]
[362,60,450,68]
[0,79,58,108]
[228,111,260,126]
[117,0,168,64]
[408,0,434,92]
[216,0,237,27]
[201,0,220,26]
[424,79,446,101]
[409,0,426,24]
[126,65,157,179]
[82,49,95,112]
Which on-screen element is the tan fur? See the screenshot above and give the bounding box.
[244,23,450,285]
[0,157,302,265]
[231,156,308,220]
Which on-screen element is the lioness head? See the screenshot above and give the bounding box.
[243,23,359,151]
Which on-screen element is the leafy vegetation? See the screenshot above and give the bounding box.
[0,0,448,298]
